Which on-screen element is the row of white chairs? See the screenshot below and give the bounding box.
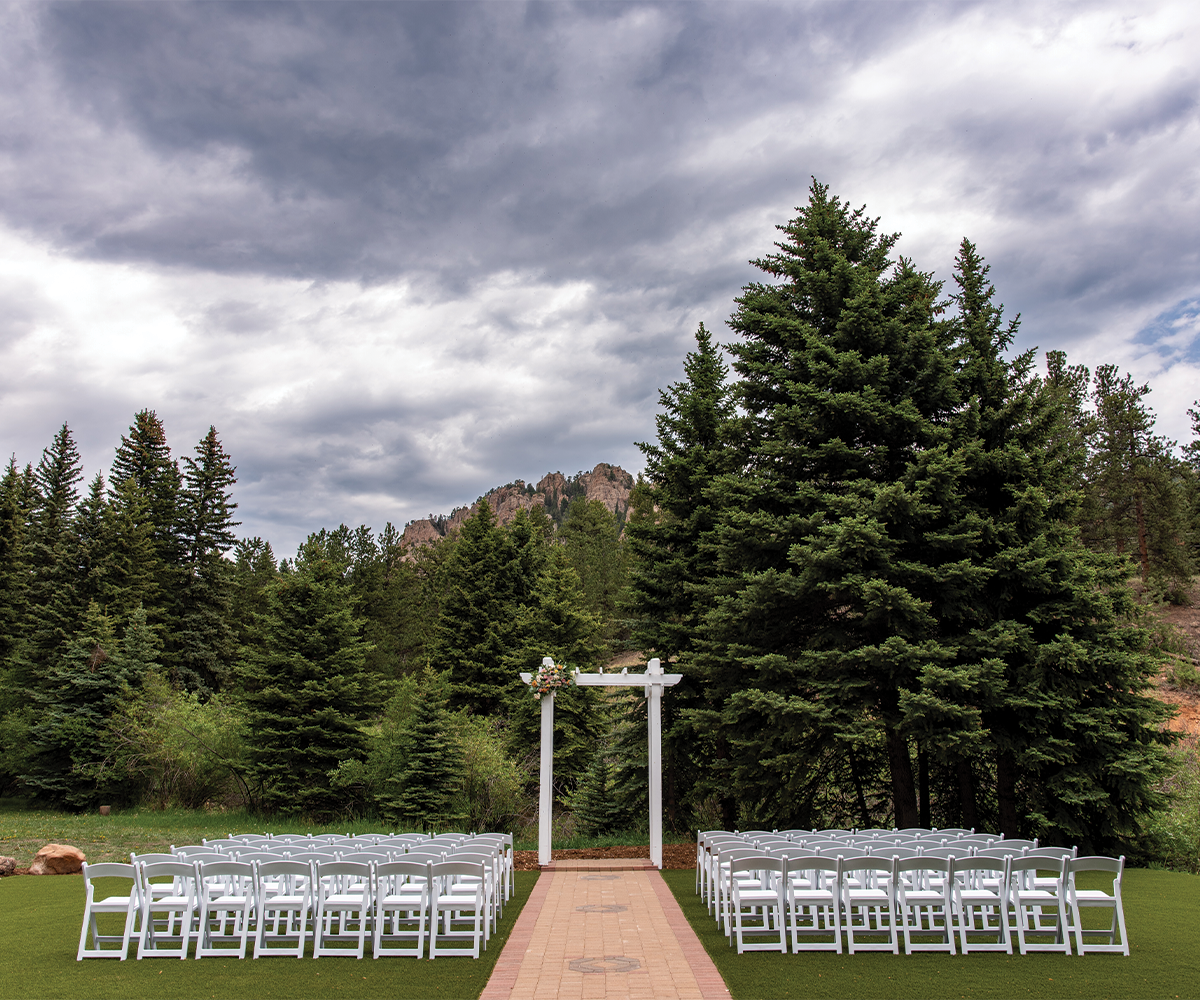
[79,832,512,961]
[696,832,1127,957]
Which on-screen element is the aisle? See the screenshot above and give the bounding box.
[480,860,729,1000]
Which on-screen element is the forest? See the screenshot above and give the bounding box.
[1,181,1198,867]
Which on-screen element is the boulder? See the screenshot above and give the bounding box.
[0,856,15,877]
[28,843,85,875]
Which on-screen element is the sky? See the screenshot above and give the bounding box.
[1,1,1197,557]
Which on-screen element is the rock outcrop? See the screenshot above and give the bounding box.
[401,463,635,554]
[0,856,15,877]
[28,843,85,875]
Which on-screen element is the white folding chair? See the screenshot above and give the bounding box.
[253,860,315,958]
[77,862,140,960]
[838,855,898,954]
[1064,856,1129,956]
[195,860,256,959]
[136,861,198,959]
[894,856,955,955]
[1008,855,1071,955]
[373,860,432,958]
[313,860,373,959]
[429,861,486,959]
[727,855,786,954]
[952,857,1012,954]
[782,855,841,953]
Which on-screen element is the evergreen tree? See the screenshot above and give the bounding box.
[431,500,528,715]
[238,555,376,820]
[624,323,736,830]
[175,427,239,693]
[21,424,87,688]
[560,497,627,647]
[376,669,465,830]
[110,410,185,643]
[21,601,142,809]
[229,537,278,649]
[97,476,164,624]
[699,180,966,829]
[0,458,31,683]
[1080,366,1193,595]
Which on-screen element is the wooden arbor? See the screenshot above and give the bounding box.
[520,657,682,868]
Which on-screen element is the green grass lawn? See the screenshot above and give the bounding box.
[0,801,691,863]
[662,868,1200,999]
[0,869,538,1000]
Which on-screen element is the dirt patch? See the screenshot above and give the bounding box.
[514,843,694,871]
[1147,580,1200,735]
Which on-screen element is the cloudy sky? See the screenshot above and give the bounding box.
[1,1,1197,556]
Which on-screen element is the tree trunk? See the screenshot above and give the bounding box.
[849,746,871,829]
[918,743,930,829]
[996,748,1019,838]
[955,758,979,831]
[886,729,920,829]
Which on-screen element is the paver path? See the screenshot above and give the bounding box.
[481,860,728,1000]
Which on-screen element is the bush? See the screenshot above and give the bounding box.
[97,671,250,809]
[1141,737,1200,873]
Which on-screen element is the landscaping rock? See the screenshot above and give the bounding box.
[28,843,86,875]
[0,856,15,877]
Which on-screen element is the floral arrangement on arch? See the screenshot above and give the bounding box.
[529,660,576,699]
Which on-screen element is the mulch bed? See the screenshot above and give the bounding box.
[513,843,694,871]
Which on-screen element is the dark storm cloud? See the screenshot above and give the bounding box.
[1,1,1197,553]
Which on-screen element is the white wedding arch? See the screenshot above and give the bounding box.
[520,657,682,867]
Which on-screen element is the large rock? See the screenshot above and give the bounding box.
[0,856,15,877]
[28,843,85,875]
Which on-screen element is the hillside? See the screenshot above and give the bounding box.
[400,462,635,550]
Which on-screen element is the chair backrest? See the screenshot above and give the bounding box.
[285,851,340,862]
[431,860,485,881]
[130,852,177,865]
[1009,855,1068,877]
[348,851,393,864]
[173,851,224,864]
[139,860,198,893]
[231,850,285,862]
[1068,855,1124,881]
[256,859,315,878]
[936,828,975,837]
[82,861,136,881]
[782,855,839,876]
[916,846,962,860]
[1023,847,1075,864]
[895,855,951,876]
[197,859,255,887]
[814,829,854,837]
[375,860,432,881]
[728,854,782,877]
[871,846,923,860]
[857,829,894,837]
[315,860,372,879]
[836,854,894,883]
[896,828,935,836]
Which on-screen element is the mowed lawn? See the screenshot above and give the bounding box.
[662,867,1200,999]
[0,870,537,1000]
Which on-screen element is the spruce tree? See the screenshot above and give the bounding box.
[0,458,31,684]
[560,497,627,647]
[175,427,239,693]
[432,500,527,715]
[21,601,142,809]
[110,411,185,647]
[21,424,87,689]
[238,555,376,820]
[624,323,735,830]
[699,181,966,829]
[1080,366,1193,595]
[377,671,465,830]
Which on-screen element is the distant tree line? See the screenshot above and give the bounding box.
[1,182,1196,859]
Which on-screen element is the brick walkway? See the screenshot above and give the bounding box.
[481,860,728,1000]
